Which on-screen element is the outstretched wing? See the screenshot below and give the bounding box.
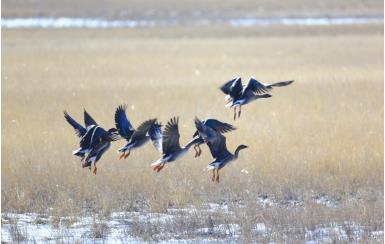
[244,77,271,95]
[104,128,121,142]
[162,117,181,154]
[114,105,134,140]
[220,77,243,100]
[266,80,294,88]
[79,125,96,148]
[84,109,98,127]
[149,122,163,153]
[206,132,231,160]
[194,117,218,144]
[204,119,236,134]
[64,111,86,137]
[131,119,157,141]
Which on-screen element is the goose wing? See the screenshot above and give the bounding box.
[265,80,294,88]
[114,105,135,140]
[162,117,181,154]
[84,109,98,127]
[204,119,236,134]
[64,111,86,137]
[131,119,157,141]
[87,127,119,149]
[220,77,243,100]
[244,77,271,95]
[206,132,231,160]
[79,125,96,148]
[149,122,163,153]
[194,117,217,143]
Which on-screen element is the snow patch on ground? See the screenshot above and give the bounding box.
[2,201,383,243]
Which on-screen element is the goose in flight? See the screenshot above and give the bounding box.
[220,77,294,120]
[190,118,236,158]
[82,126,119,174]
[194,118,248,182]
[114,105,157,159]
[64,109,100,161]
[150,117,196,172]
[64,110,119,174]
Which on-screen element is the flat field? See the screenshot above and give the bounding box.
[2,25,384,242]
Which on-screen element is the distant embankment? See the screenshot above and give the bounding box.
[2,16,383,29]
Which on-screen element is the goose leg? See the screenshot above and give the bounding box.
[215,169,220,183]
[211,169,216,182]
[93,165,97,175]
[153,164,160,171]
[197,145,202,157]
[194,145,199,158]
[80,156,85,162]
[123,150,130,159]
[119,152,125,160]
[233,107,237,120]
[238,105,242,118]
[157,163,165,172]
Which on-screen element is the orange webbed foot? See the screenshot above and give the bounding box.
[153,164,160,172]
[156,164,165,172]
[119,152,125,160]
[123,151,130,159]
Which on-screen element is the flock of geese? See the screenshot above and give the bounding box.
[64,77,294,182]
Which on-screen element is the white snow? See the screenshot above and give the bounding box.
[2,202,383,243]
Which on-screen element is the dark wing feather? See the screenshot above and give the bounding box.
[89,127,119,147]
[131,119,157,141]
[84,109,98,127]
[244,77,271,95]
[206,132,231,160]
[64,111,86,137]
[79,125,96,148]
[194,117,218,143]
[89,126,104,148]
[220,77,238,95]
[105,129,121,142]
[114,105,134,140]
[266,80,294,88]
[229,77,243,99]
[204,119,236,134]
[162,117,181,154]
[220,77,242,100]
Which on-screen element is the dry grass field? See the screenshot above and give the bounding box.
[2,24,384,242]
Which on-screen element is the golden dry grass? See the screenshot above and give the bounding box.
[2,27,384,240]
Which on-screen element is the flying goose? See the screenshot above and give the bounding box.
[190,118,236,158]
[64,109,99,161]
[194,118,248,182]
[150,117,195,172]
[64,110,119,174]
[82,126,119,174]
[220,77,294,120]
[114,104,157,159]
